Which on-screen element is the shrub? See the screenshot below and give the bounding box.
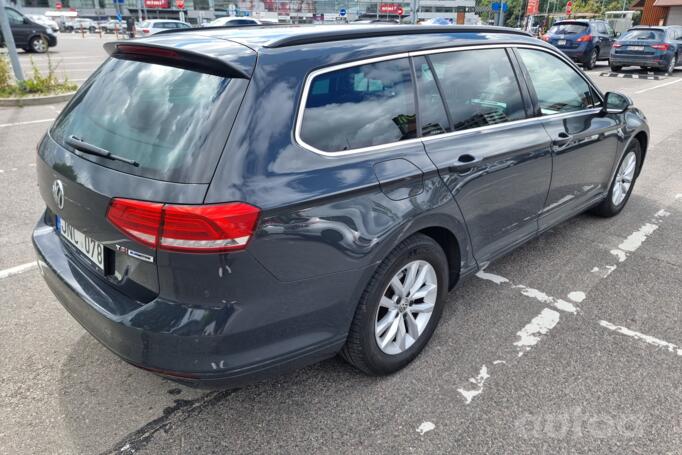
[0,53,77,98]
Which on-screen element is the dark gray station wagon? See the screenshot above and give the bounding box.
[33,25,649,386]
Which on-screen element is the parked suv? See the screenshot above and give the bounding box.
[1,7,57,53]
[136,19,191,36]
[610,26,682,73]
[33,25,648,387]
[543,19,615,69]
[63,18,99,33]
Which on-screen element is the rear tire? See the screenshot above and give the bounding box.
[666,56,677,74]
[610,64,622,72]
[584,48,598,70]
[590,141,641,217]
[340,234,448,375]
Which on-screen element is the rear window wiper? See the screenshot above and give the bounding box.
[65,135,139,167]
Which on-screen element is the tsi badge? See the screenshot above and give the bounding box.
[114,244,155,263]
[52,179,64,210]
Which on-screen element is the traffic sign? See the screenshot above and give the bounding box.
[176,0,184,9]
[55,1,62,9]
[397,6,403,15]
[339,7,346,16]
[491,2,508,12]
[565,1,572,15]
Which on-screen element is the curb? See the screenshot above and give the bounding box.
[0,92,76,107]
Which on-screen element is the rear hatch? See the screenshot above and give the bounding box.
[546,22,589,49]
[613,28,667,57]
[37,35,256,303]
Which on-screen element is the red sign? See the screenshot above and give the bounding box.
[565,1,573,15]
[379,3,401,13]
[55,2,62,9]
[526,0,539,15]
[175,0,184,8]
[144,0,169,8]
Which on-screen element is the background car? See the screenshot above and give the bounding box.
[27,14,59,32]
[205,16,261,27]
[136,19,191,36]
[542,19,615,69]
[62,18,99,33]
[102,19,126,34]
[610,26,682,74]
[0,7,57,53]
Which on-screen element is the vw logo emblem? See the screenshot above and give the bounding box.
[52,179,64,210]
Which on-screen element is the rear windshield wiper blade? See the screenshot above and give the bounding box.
[66,135,139,167]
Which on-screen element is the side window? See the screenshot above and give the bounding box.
[517,49,596,115]
[413,56,450,137]
[6,8,24,24]
[596,23,608,34]
[427,49,526,132]
[299,58,416,153]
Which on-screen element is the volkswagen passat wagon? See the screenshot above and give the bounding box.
[33,25,649,386]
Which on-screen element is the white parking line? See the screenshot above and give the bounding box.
[634,78,682,94]
[514,308,561,357]
[0,262,37,280]
[0,119,55,128]
[457,365,490,404]
[599,321,682,356]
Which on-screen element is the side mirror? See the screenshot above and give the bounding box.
[603,91,632,114]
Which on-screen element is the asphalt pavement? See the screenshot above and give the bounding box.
[1,36,681,454]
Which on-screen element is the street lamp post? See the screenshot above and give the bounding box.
[0,0,24,82]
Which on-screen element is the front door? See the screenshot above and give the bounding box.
[514,47,620,230]
[4,8,31,48]
[415,48,553,264]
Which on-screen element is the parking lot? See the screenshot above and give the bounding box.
[1,36,682,454]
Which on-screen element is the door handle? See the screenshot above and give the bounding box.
[552,132,573,147]
[447,154,478,174]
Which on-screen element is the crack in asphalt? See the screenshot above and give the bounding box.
[100,388,240,455]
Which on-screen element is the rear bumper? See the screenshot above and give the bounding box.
[609,53,671,69]
[556,43,591,60]
[33,215,359,387]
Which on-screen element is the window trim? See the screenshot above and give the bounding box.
[294,43,604,157]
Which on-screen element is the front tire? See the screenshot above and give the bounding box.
[610,64,623,72]
[666,56,677,74]
[590,141,641,217]
[341,234,448,375]
[29,36,48,53]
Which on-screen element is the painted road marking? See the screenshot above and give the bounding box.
[514,308,561,357]
[457,365,490,404]
[416,422,435,435]
[599,321,682,356]
[0,119,55,128]
[634,78,682,94]
[0,262,37,280]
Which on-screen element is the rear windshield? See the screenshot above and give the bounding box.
[620,29,665,41]
[51,57,246,183]
[549,23,588,34]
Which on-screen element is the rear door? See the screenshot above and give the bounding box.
[594,22,613,58]
[514,47,620,230]
[38,39,255,302]
[417,47,553,264]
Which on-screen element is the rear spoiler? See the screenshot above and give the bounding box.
[103,42,250,79]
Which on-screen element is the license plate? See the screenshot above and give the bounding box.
[557,39,566,46]
[56,216,105,271]
[629,46,645,51]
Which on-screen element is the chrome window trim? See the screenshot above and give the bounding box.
[294,43,605,157]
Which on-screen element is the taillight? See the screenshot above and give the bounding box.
[651,43,670,51]
[541,34,550,42]
[106,198,260,253]
[116,44,176,58]
[576,35,591,42]
[142,28,150,33]
[613,42,622,48]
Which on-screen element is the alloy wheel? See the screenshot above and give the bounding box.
[32,37,47,53]
[612,151,636,206]
[668,56,676,74]
[374,260,438,355]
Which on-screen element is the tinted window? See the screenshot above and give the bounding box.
[413,56,449,137]
[620,29,665,41]
[300,58,416,152]
[549,23,588,34]
[5,8,24,24]
[51,58,246,183]
[427,49,526,132]
[595,22,608,34]
[518,49,596,115]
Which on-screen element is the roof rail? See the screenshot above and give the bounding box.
[264,25,531,48]
[154,23,281,35]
